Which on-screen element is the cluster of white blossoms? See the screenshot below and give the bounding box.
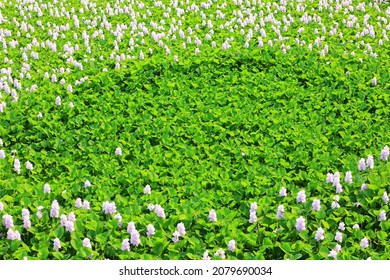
[0,0,388,121]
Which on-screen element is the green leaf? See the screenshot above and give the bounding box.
[280,242,291,253]
[54,226,65,239]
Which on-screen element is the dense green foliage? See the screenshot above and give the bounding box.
[0,0,389,259]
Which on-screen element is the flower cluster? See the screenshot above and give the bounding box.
[50,200,60,218]
[295,216,306,232]
[143,184,151,195]
[209,209,217,222]
[146,224,155,237]
[102,201,116,214]
[22,208,31,229]
[312,199,321,211]
[43,183,51,194]
[315,227,325,241]
[75,198,90,210]
[228,240,236,252]
[7,229,21,241]
[3,214,14,229]
[248,202,257,223]
[114,213,123,228]
[276,205,284,219]
[296,190,306,203]
[154,204,166,219]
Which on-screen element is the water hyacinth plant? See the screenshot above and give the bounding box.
[0,0,389,260]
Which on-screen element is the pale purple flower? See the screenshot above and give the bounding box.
[295,216,306,232]
[333,172,340,186]
[214,248,226,259]
[7,229,21,241]
[83,238,92,248]
[75,198,82,208]
[148,204,155,211]
[37,112,43,118]
[228,240,236,252]
[3,214,14,229]
[277,205,284,219]
[36,206,43,219]
[84,180,91,188]
[0,150,5,159]
[335,232,343,243]
[296,190,306,203]
[65,220,75,233]
[14,158,21,174]
[361,237,369,249]
[177,222,186,236]
[130,230,140,246]
[172,231,180,243]
[312,199,321,211]
[383,192,389,205]
[60,214,67,226]
[372,77,377,86]
[361,184,368,191]
[367,155,374,169]
[25,161,33,170]
[0,202,3,211]
[249,211,257,223]
[67,84,73,93]
[345,171,352,184]
[23,217,31,229]
[22,208,29,220]
[334,244,342,253]
[50,200,60,218]
[250,202,257,212]
[55,96,61,106]
[328,249,337,258]
[68,212,76,222]
[69,102,74,109]
[115,147,122,156]
[43,183,51,194]
[139,50,144,60]
[326,173,334,183]
[338,222,345,231]
[353,224,360,229]
[22,209,31,229]
[331,201,340,209]
[209,209,217,222]
[202,250,211,260]
[146,224,155,236]
[53,238,61,250]
[279,187,287,197]
[127,222,136,234]
[358,158,366,171]
[381,146,389,161]
[335,183,343,194]
[114,213,122,228]
[144,184,151,194]
[315,227,325,241]
[102,201,116,214]
[121,238,130,251]
[154,204,166,219]
[379,210,387,221]
[82,200,90,210]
